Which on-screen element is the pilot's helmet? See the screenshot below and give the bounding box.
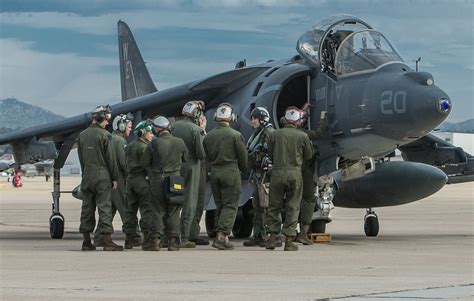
[134,120,153,137]
[284,106,303,125]
[214,103,237,123]
[152,116,171,130]
[182,100,205,119]
[91,105,112,122]
[250,107,270,125]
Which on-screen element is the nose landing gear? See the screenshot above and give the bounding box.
[49,213,64,239]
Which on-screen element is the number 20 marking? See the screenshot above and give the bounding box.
[381,91,406,114]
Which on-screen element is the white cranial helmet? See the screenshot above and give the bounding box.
[284,107,302,124]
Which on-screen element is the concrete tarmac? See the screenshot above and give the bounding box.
[0,177,472,300]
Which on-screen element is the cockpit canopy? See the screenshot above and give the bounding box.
[297,15,403,77]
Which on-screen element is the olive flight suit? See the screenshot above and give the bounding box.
[142,132,188,243]
[300,123,328,226]
[246,124,274,240]
[77,123,118,236]
[189,159,207,241]
[172,117,205,242]
[203,122,247,236]
[95,132,137,242]
[124,138,152,240]
[267,124,313,237]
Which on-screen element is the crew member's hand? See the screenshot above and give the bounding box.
[320,111,327,120]
[112,181,118,189]
[301,103,310,113]
[199,115,207,130]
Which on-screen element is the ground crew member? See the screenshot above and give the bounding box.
[124,120,154,250]
[94,113,142,248]
[203,103,247,250]
[296,109,328,245]
[266,107,313,251]
[142,116,188,251]
[243,107,274,247]
[173,100,206,248]
[77,105,123,251]
[189,114,210,245]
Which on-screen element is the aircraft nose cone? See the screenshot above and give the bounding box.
[436,98,452,114]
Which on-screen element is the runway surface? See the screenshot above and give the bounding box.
[0,177,472,300]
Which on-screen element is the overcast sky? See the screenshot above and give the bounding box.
[0,0,472,122]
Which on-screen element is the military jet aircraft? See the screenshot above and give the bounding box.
[0,15,472,239]
[0,145,53,181]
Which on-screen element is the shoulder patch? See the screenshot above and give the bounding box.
[200,129,206,136]
[107,133,113,141]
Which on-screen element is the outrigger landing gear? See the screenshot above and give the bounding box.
[50,168,64,239]
[364,208,379,237]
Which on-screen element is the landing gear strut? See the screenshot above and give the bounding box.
[49,168,64,239]
[364,208,379,237]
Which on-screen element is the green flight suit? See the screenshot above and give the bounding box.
[247,124,274,239]
[172,117,205,241]
[142,132,188,239]
[189,159,207,241]
[94,132,134,242]
[300,123,328,225]
[77,123,118,235]
[267,124,313,237]
[124,138,152,237]
[203,122,247,236]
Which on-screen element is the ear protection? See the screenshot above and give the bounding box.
[92,105,112,122]
[182,100,205,120]
[134,120,154,137]
[214,102,237,123]
[113,115,127,132]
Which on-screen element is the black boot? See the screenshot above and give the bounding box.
[82,233,96,251]
[190,237,210,245]
[243,236,264,247]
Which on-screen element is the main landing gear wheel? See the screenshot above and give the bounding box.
[205,209,216,238]
[49,214,64,239]
[232,201,253,238]
[364,209,379,237]
[311,220,327,234]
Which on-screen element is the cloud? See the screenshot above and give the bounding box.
[0,10,303,35]
[0,1,472,122]
[0,38,120,116]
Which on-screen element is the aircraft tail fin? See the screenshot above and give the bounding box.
[118,20,158,101]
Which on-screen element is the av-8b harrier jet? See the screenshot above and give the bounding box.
[0,15,472,239]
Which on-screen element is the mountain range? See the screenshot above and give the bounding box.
[0,98,65,133]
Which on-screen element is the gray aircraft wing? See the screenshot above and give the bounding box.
[0,66,269,166]
[399,133,474,183]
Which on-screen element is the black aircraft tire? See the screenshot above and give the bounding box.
[205,210,216,238]
[310,220,326,234]
[364,216,379,237]
[232,208,253,238]
[49,215,64,239]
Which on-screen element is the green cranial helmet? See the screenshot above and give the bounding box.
[134,120,153,137]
